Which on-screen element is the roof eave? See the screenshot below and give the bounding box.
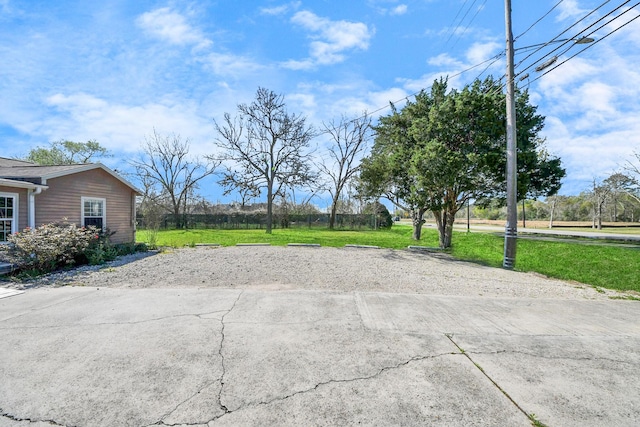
[0,178,49,191]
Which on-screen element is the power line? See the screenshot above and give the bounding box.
[515,0,565,41]
[445,0,479,48]
[516,1,637,80]
[450,0,489,50]
[488,1,639,96]
[444,0,471,46]
[356,0,640,122]
[514,0,615,72]
[471,50,506,82]
[530,6,640,84]
[352,52,506,122]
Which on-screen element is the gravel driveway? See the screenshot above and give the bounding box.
[2,246,616,299]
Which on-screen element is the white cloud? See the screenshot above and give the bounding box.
[545,126,640,192]
[397,51,479,92]
[324,87,409,120]
[427,53,465,68]
[537,57,599,91]
[390,5,408,16]
[280,58,315,71]
[555,0,588,21]
[605,7,640,43]
[287,92,317,118]
[287,10,374,67]
[465,41,502,65]
[260,1,301,16]
[367,0,407,16]
[200,52,265,77]
[534,30,640,193]
[42,92,212,156]
[136,7,212,49]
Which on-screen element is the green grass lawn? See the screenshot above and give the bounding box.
[138,225,640,294]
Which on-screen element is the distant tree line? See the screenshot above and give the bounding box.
[472,171,640,228]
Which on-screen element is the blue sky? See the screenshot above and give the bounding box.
[1,0,639,206]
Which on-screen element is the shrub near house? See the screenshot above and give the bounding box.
[0,221,147,275]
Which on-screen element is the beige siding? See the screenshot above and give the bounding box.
[35,169,136,244]
[0,186,28,233]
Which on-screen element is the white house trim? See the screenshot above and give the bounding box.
[0,191,18,242]
[81,196,107,231]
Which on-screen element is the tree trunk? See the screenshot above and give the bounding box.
[266,181,273,234]
[548,197,556,229]
[433,208,455,248]
[411,208,426,240]
[597,203,603,230]
[329,200,338,229]
[174,205,182,229]
[433,210,445,248]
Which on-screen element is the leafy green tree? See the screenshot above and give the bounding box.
[359,102,430,240]
[362,201,393,229]
[25,140,111,165]
[360,77,564,248]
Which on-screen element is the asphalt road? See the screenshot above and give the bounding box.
[1,287,639,426]
[444,222,640,242]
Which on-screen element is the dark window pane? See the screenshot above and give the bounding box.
[84,217,103,229]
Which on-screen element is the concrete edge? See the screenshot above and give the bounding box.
[408,245,446,252]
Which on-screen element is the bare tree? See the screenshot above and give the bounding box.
[623,151,640,206]
[212,87,316,233]
[132,130,218,229]
[625,150,640,179]
[590,178,610,230]
[319,113,372,229]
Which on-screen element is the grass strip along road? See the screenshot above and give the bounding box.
[137,225,639,294]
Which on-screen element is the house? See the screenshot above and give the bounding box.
[0,157,140,244]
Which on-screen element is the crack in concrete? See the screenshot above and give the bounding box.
[146,291,246,427]
[143,379,221,427]
[445,334,535,425]
[216,290,244,414]
[254,351,458,406]
[203,350,459,424]
[1,409,76,426]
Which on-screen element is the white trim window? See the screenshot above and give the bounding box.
[82,197,106,231]
[0,192,18,242]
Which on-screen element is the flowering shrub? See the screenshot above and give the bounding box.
[81,228,118,265]
[0,222,99,273]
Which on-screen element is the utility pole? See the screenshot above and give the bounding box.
[503,0,518,269]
